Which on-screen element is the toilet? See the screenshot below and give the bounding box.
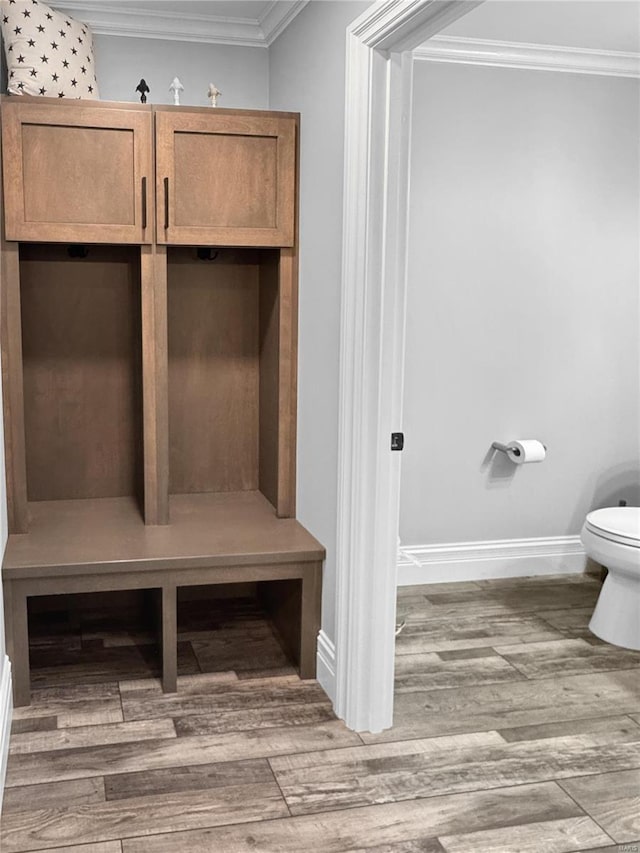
[581,506,640,650]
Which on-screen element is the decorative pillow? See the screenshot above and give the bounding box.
[1,0,99,99]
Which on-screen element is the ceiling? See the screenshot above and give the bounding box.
[441,1,640,53]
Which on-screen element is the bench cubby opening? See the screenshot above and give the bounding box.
[20,243,144,516]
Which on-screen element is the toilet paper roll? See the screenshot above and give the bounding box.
[507,439,546,464]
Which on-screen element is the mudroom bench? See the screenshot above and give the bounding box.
[3,493,324,706]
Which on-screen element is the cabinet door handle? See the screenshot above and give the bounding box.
[164,177,169,229]
[141,177,147,230]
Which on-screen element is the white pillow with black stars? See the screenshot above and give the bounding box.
[1,0,99,99]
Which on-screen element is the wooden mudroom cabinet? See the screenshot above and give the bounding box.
[0,95,323,707]
[155,108,296,246]
[2,100,153,244]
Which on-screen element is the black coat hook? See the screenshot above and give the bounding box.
[196,248,219,261]
[67,245,89,258]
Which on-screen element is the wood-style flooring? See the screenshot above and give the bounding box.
[2,574,640,853]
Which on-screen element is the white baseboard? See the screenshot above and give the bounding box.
[316,630,336,701]
[0,655,12,810]
[398,535,586,586]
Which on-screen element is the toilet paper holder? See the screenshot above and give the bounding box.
[492,441,547,458]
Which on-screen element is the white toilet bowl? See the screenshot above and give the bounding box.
[580,507,640,650]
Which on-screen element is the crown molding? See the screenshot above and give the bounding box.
[413,36,640,78]
[52,1,308,47]
[261,1,309,46]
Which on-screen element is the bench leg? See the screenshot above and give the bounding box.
[161,583,177,693]
[4,581,31,707]
[299,563,322,679]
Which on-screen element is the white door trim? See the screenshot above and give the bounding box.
[334,0,481,733]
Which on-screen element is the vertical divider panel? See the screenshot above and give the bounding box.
[258,252,280,510]
[277,249,298,518]
[0,238,28,533]
[161,582,177,693]
[141,244,170,525]
[276,117,299,518]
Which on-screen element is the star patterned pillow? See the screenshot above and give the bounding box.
[1,0,99,99]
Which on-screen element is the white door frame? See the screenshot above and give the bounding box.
[334,0,481,733]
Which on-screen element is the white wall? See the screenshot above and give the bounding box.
[94,35,268,109]
[268,1,370,643]
[0,367,11,802]
[400,61,640,547]
[0,404,7,659]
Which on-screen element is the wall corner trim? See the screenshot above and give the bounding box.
[413,36,640,78]
[316,630,336,701]
[0,655,13,811]
[397,535,587,585]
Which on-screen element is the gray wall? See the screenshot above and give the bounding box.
[269,1,370,642]
[93,35,268,108]
[400,61,640,547]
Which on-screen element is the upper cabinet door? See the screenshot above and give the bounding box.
[1,100,153,244]
[155,110,296,247]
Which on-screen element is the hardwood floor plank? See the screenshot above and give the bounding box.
[9,719,176,756]
[91,632,157,648]
[270,726,640,815]
[394,651,524,693]
[423,582,599,612]
[500,716,639,744]
[236,665,298,679]
[395,613,563,656]
[120,674,329,721]
[630,714,640,726]
[11,682,123,728]
[5,844,122,853]
[118,671,239,693]
[174,701,335,736]
[435,648,500,661]
[271,730,505,769]
[398,582,483,596]
[494,639,640,680]
[57,708,125,729]
[0,783,288,852]
[535,607,595,634]
[10,715,57,735]
[474,575,600,589]
[1,777,105,814]
[577,845,640,852]
[401,601,554,622]
[5,721,360,787]
[105,757,273,800]
[30,641,200,688]
[361,670,640,744]
[559,769,640,843]
[190,627,291,674]
[120,781,581,853]
[348,841,445,852]
[438,816,611,853]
